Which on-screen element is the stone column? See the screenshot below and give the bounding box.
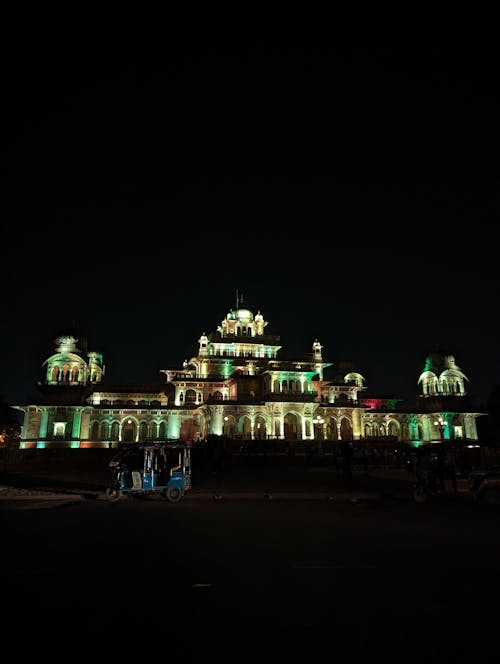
[167,412,181,439]
[352,409,362,441]
[38,410,49,447]
[39,410,49,438]
[71,408,82,439]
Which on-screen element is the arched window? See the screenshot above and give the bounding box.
[340,418,353,440]
[223,416,236,437]
[255,416,266,439]
[241,416,252,437]
[111,422,119,440]
[388,421,399,438]
[327,417,338,440]
[122,420,136,443]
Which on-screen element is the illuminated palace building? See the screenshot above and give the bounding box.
[15,301,483,449]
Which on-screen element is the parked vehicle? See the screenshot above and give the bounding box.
[469,465,500,504]
[105,441,192,503]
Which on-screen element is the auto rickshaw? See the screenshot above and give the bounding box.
[104,440,192,502]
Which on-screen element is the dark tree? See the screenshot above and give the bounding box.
[0,394,21,449]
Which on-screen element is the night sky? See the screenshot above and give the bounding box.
[3,9,498,410]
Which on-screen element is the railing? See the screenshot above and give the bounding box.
[261,391,318,402]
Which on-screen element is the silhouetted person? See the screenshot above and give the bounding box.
[436,444,446,492]
[416,446,438,494]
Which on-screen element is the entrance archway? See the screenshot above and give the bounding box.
[284,413,299,440]
[340,417,352,440]
[122,419,136,443]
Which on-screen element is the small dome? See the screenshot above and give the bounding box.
[55,335,80,353]
[53,325,88,355]
[423,350,446,373]
[444,355,457,368]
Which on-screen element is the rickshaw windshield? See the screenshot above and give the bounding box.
[111,447,144,469]
[110,442,190,473]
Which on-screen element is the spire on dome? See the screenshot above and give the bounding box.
[235,289,244,309]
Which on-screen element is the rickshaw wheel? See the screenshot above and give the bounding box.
[105,487,123,502]
[413,485,427,503]
[165,486,183,503]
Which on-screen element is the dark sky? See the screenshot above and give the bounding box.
[2,8,498,409]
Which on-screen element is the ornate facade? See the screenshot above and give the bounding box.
[14,301,484,449]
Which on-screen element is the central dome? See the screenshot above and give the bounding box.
[232,308,253,321]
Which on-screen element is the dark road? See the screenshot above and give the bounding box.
[3,488,500,663]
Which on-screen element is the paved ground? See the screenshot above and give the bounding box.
[0,457,473,509]
[2,469,497,664]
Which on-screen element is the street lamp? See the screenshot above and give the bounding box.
[312,416,325,456]
[312,416,325,440]
[433,417,448,443]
